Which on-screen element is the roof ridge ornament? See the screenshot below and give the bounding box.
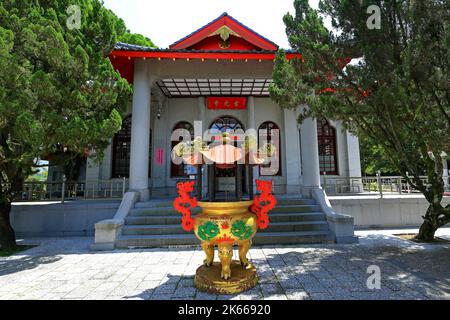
[210,25,241,42]
[210,25,241,49]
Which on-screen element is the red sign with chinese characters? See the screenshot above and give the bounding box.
[207,97,247,110]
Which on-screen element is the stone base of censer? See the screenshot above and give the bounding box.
[194,261,258,295]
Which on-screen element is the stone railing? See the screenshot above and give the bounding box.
[15,178,129,203]
[322,173,450,198]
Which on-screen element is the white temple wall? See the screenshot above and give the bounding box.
[82,97,363,197]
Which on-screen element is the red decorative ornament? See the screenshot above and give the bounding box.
[173,181,197,232]
[250,180,277,230]
[216,234,234,244]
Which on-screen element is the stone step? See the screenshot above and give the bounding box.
[134,198,316,209]
[271,204,321,213]
[134,200,174,209]
[116,230,333,248]
[129,207,202,216]
[129,204,321,216]
[125,212,327,225]
[122,221,329,236]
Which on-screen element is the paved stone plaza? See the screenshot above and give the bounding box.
[0,229,449,300]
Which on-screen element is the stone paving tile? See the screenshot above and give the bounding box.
[172,287,197,298]
[195,292,218,300]
[1,233,449,300]
[264,294,288,300]
[285,289,310,300]
[260,283,284,295]
[153,283,177,295]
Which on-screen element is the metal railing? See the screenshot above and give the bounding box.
[323,172,449,198]
[16,178,128,202]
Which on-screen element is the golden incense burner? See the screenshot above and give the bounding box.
[173,135,277,294]
[193,200,258,294]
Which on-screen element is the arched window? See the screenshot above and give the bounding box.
[258,121,281,176]
[112,116,152,178]
[171,121,194,178]
[209,116,245,178]
[317,118,338,175]
[209,116,244,134]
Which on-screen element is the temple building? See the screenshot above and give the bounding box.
[57,13,362,201]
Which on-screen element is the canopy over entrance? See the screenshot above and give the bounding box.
[157,78,273,98]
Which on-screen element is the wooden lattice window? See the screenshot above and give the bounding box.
[112,116,152,178]
[258,121,281,176]
[171,121,194,178]
[317,118,338,175]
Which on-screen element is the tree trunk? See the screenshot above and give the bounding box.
[416,204,448,242]
[416,219,436,242]
[0,197,17,250]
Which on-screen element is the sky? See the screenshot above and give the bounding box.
[102,0,323,49]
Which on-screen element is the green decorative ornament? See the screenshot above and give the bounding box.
[231,220,254,240]
[198,221,220,241]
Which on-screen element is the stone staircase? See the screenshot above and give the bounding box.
[115,197,334,248]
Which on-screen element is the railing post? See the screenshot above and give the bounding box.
[40,183,44,201]
[376,171,383,199]
[27,183,32,201]
[406,172,411,194]
[398,177,402,195]
[122,177,126,197]
[61,175,66,204]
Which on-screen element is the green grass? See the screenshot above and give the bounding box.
[0,245,36,257]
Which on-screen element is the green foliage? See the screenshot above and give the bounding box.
[270,0,450,238]
[359,136,399,175]
[26,167,48,182]
[271,0,449,192]
[0,0,151,196]
[120,32,155,47]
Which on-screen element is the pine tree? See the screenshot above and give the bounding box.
[0,0,154,249]
[270,0,450,241]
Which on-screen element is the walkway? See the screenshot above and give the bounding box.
[0,228,449,300]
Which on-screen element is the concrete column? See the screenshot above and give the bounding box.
[197,97,208,198]
[335,121,346,176]
[346,131,362,177]
[101,142,112,180]
[85,157,100,181]
[247,96,257,195]
[129,60,151,201]
[283,108,301,194]
[300,114,321,197]
[443,159,449,190]
[152,97,167,195]
[346,131,363,193]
